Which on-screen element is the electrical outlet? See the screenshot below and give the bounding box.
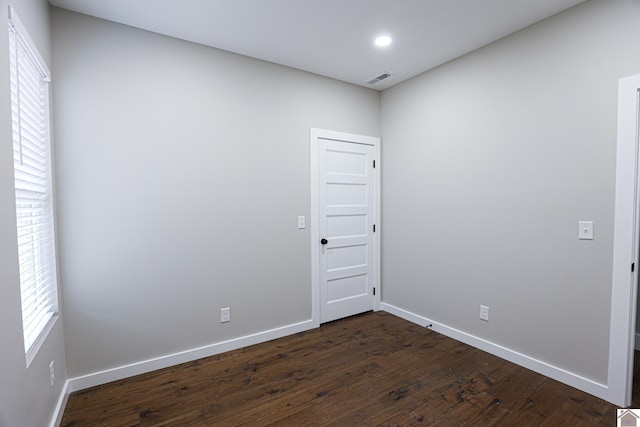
[220,307,231,323]
[480,305,490,322]
[49,361,55,387]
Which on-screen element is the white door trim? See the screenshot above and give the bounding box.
[609,73,640,407]
[310,128,381,327]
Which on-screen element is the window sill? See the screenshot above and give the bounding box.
[25,313,59,368]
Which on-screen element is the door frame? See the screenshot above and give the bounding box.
[310,128,381,327]
[610,74,640,407]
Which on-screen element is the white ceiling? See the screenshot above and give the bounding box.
[47,0,588,91]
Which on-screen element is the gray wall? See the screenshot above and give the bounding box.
[381,0,640,385]
[0,1,67,426]
[51,8,380,377]
[48,0,640,398]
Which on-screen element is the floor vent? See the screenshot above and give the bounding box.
[366,72,391,85]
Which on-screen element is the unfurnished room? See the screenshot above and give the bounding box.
[2,1,640,426]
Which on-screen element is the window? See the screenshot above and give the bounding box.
[8,7,58,361]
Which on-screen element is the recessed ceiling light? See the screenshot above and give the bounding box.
[374,35,392,47]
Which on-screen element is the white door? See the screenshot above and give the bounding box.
[311,129,379,324]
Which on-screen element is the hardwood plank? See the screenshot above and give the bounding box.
[143,409,206,427]
[60,312,622,427]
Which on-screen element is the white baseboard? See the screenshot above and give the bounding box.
[381,303,610,403]
[49,379,69,427]
[54,306,613,426]
[66,319,315,394]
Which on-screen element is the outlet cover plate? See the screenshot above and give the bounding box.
[220,307,230,323]
[49,361,55,387]
[480,305,490,322]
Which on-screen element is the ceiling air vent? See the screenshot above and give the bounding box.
[366,72,391,85]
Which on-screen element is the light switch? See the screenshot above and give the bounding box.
[298,216,306,229]
[578,221,594,240]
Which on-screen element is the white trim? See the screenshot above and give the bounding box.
[310,129,321,328]
[25,315,58,368]
[7,5,50,79]
[309,128,381,325]
[49,380,69,427]
[609,73,640,407]
[373,139,381,311]
[381,303,609,402]
[66,319,314,393]
[53,305,613,424]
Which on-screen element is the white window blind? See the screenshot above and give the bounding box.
[8,8,58,358]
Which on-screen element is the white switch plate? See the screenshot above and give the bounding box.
[578,221,594,240]
[480,305,489,322]
[297,216,306,229]
[220,307,230,323]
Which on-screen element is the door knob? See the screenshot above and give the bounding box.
[321,238,328,245]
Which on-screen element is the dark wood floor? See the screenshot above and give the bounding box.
[61,312,620,426]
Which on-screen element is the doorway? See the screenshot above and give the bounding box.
[610,73,640,407]
[309,128,381,325]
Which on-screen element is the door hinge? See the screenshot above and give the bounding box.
[373,287,376,296]
[373,224,376,232]
[633,263,636,273]
[373,160,376,168]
